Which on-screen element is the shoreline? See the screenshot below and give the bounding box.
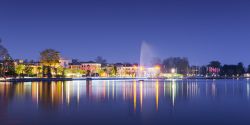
[0,77,249,82]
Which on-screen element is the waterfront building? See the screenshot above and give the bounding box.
[208,66,220,77]
[59,58,72,68]
[14,60,42,77]
[100,64,116,77]
[81,61,101,72]
[24,62,42,76]
[117,66,137,77]
[13,59,24,65]
[69,61,101,76]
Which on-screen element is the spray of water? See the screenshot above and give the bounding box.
[139,41,155,67]
[138,41,157,77]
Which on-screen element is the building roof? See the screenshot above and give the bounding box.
[60,57,71,60]
[69,61,101,65]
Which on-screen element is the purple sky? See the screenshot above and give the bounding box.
[0,0,250,65]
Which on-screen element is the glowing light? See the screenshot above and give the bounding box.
[247,82,250,99]
[101,72,107,77]
[171,68,176,74]
[133,81,137,112]
[62,83,64,104]
[140,66,144,71]
[172,81,176,107]
[112,81,115,100]
[51,83,54,104]
[77,82,80,104]
[133,65,138,69]
[212,82,216,96]
[66,83,70,105]
[108,81,110,99]
[103,81,106,98]
[154,66,160,70]
[155,80,159,111]
[37,83,38,106]
[140,81,143,111]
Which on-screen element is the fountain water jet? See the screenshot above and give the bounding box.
[140,41,154,67]
[138,41,156,77]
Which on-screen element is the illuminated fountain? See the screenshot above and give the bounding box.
[139,41,154,67]
[137,41,160,78]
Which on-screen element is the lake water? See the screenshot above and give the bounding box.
[1,79,250,125]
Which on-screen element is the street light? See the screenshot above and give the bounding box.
[140,66,144,71]
[171,68,176,74]
[154,66,160,70]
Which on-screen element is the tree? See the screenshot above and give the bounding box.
[56,66,69,77]
[220,65,235,77]
[151,57,162,66]
[40,49,60,78]
[110,66,117,77]
[15,64,25,77]
[37,66,42,77]
[113,66,117,76]
[200,66,207,76]
[247,65,250,73]
[0,39,10,60]
[0,39,15,77]
[220,63,245,77]
[208,61,221,68]
[64,69,86,77]
[97,68,105,76]
[162,57,189,75]
[95,56,107,65]
[24,66,33,77]
[236,62,245,76]
[57,66,64,76]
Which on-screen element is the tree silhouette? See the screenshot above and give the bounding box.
[162,57,189,75]
[0,39,10,60]
[208,61,221,68]
[0,39,15,77]
[40,49,60,78]
[95,56,107,65]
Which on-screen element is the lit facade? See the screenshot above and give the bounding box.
[117,66,137,77]
[69,61,101,73]
[59,58,72,68]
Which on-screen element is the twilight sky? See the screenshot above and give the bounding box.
[0,0,250,65]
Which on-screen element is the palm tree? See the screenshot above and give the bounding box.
[40,49,60,78]
[37,66,42,77]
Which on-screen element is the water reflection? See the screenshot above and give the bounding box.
[0,79,250,112]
